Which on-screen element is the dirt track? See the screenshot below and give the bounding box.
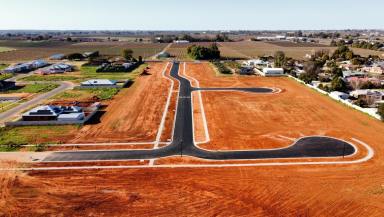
[70,62,171,143]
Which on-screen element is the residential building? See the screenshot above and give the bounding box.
[22,105,84,121]
[261,68,284,76]
[342,70,366,79]
[350,89,384,106]
[330,91,349,100]
[81,79,117,87]
[49,54,65,60]
[35,63,73,75]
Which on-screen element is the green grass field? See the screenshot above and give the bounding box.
[9,83,59,94]
[53,87,120,101]
[0,47,15,53]
[0,125,77,152]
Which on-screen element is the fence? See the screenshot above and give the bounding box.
[287,75,382,120]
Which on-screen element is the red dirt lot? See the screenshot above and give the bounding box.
[2,62,384,216]
[184,63,384,154]
[1,164,384,216]
[70,62,172,143]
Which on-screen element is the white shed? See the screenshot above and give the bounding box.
[261,68,284,77]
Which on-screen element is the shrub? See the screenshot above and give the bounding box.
[378,104,384,121]
[212,61,232,74]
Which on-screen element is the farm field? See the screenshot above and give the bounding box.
[0,47,15,53]
[219,41,384,59]
[0,41,168,62]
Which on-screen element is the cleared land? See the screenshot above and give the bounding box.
[0,62,171,148]
[1,62,384,216]
[0,41,168,62]
[186,62,384,151]
[69,62,172,143]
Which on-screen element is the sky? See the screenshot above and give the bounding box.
[0,0,384,30]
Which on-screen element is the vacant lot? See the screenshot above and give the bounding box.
[0,41,168,62]
[2,62,384,216]
[185,62,384,151]
[70,62,172,143]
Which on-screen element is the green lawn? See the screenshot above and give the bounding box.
[21,75,79,82]
[0,64,9,71]
[0,126,77,152]
[20,63,148,83]
[0,73,13,80]
[0,101,22,113]
[53,87,120,101]
[0,47,15,53]
[81,63,148,81]
[9,83,59,94]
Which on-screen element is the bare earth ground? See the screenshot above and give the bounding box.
[1,62,384,216]
[70,62,171,143]
[185,62,384,152]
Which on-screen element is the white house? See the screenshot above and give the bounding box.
[261,68,284,77]
[350,89,384,106]
[174,40,190,44]
[330,91,349,100]
[81,79,117,87]
[243,59,268,68]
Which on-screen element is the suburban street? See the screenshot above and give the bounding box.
[0,81,74,124]
[43,62,356,162]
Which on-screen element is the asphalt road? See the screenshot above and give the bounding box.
[0,81,73,124]
[43,62,355,162]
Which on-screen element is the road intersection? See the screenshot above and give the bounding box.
[43,62,356,162]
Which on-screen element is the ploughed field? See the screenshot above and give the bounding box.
[0,41,168,62]
[219,41,384,59]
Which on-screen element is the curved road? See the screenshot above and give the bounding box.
[43,63,355,162]
[0,81,74,124]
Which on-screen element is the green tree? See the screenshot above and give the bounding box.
[378,104,384,121]
[331,77,348,92]
[123,49,134,61]
[274,51,286,67]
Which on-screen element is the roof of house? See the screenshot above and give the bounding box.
[342,70,366,78]
[50,54,65,59]
[23,105,62,117]
[57,113,84,119]
[81,79,117,86]
[330,91,349,96]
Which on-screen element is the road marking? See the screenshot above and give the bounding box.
[180,63,210,144]
[1,137,373,171]
[150,62,171,166]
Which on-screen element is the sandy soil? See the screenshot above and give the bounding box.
[70,62,172,143]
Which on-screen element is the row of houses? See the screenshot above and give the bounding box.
[330,89,384,107]
[35,63,73,75]
[3,60,49,73]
